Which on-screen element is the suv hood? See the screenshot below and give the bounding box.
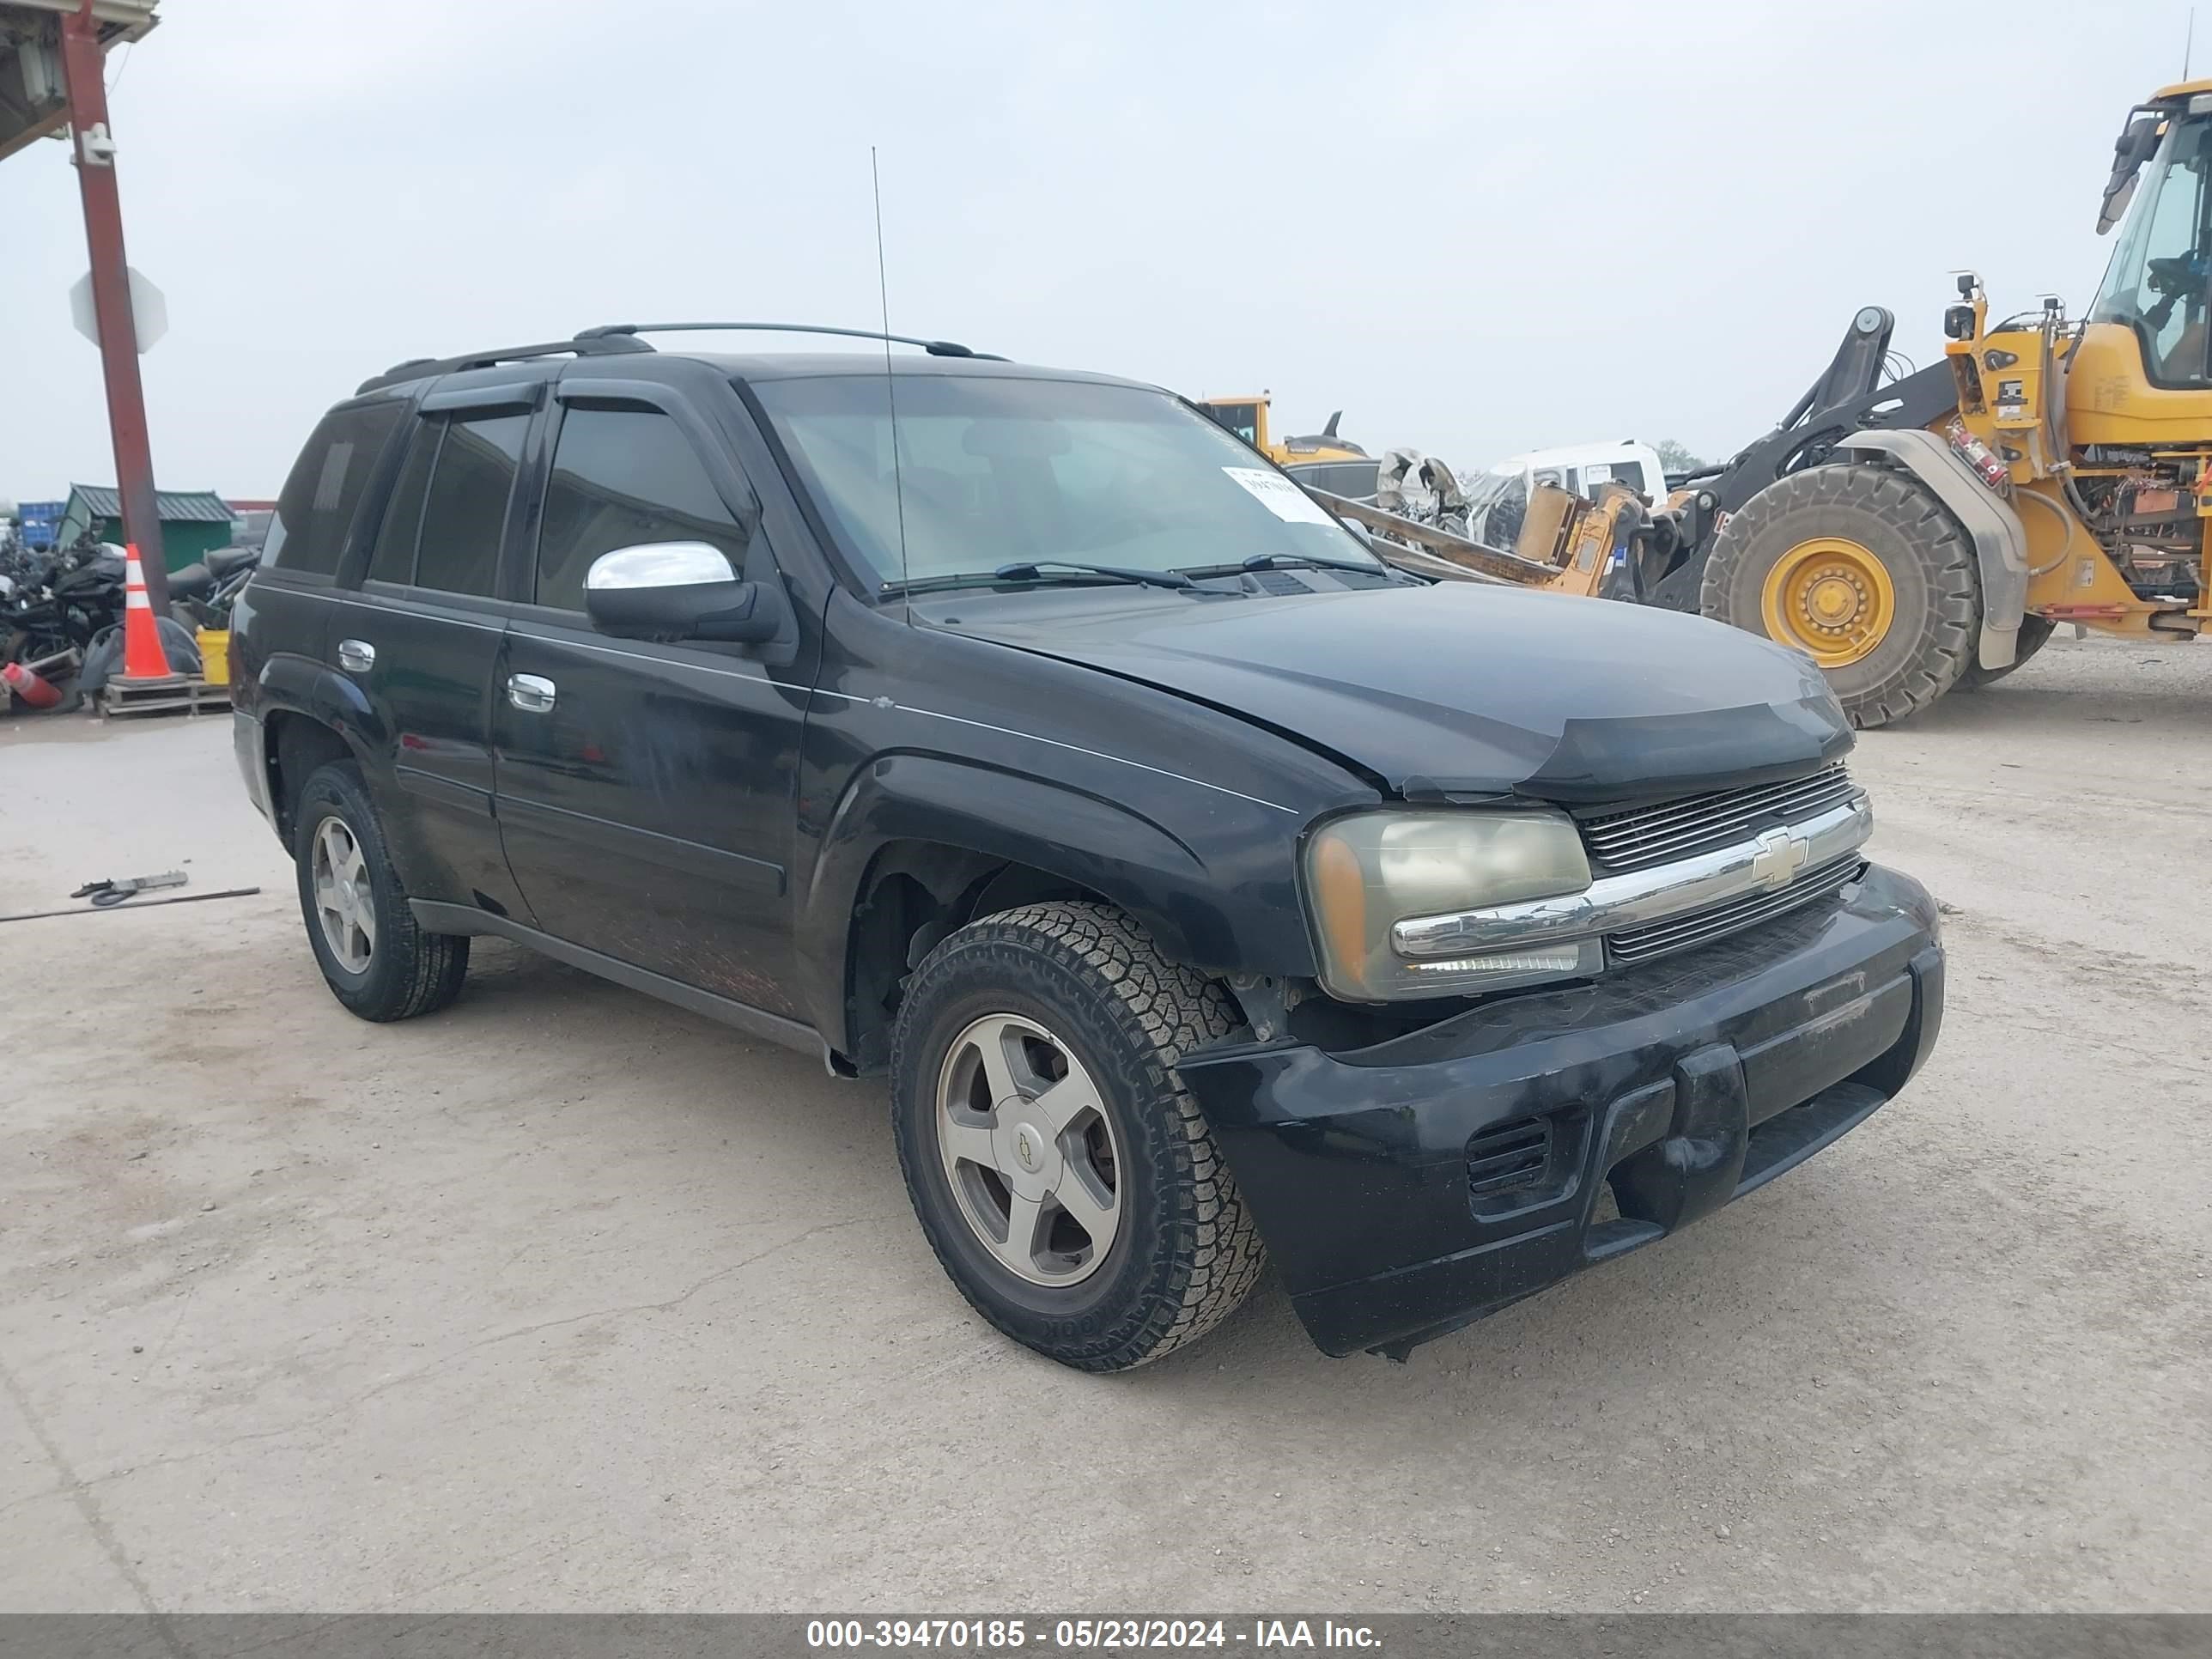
[958,583,1850,804]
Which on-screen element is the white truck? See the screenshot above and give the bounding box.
[1463,439,1670,548]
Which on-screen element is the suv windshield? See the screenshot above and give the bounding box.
[750,374,1386,589]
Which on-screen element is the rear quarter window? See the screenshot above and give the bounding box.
[264,402,404,576]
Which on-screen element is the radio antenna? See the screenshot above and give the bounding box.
[872,147,913,623]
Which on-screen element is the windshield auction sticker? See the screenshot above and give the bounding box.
[1222,467,1336,526]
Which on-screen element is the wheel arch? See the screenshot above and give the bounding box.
[252,655,437,889]
[264,706,364,844]
[803,754,1288,1074]
[1826,428,2029,670]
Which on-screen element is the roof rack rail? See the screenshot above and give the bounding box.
[575,321,1006,361]
[356,334,654,396]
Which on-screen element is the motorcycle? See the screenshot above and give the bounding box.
[0,538,237,708]
[165,544,263,631]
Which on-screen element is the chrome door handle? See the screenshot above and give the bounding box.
[507,673,556,714]
[337,638,374,673]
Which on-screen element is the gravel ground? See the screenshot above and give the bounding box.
[1,634,2207,1613]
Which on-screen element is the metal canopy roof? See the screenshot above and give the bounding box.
[0,2,159,164]
[67,483,233,524]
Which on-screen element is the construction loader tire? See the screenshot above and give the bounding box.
[1957,615,2056,689]
[1700,463,1978,729]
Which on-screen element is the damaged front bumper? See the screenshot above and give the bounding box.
[1178,862,1943,1358]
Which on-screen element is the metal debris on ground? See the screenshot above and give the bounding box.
[0,886,260,926]
[70,869,187,907]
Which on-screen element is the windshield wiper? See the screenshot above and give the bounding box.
[879,560,1194,599]
[1176,552,1395,580]
[994,560,1194,590]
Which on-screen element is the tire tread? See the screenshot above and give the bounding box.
[890,900,1264,1370]
[295,762,469,1023]
[1700,463,1979,728]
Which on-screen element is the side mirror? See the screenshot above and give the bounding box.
[584,542,782,644]
[2098,115,2160,234]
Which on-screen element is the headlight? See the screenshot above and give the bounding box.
[1304,809,1596,1001]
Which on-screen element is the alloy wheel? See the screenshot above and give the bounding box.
[311,816,376,974]
[934,1012,1122,1286]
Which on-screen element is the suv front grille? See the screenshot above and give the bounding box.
[1607,856,1863,966]
[1579,765,1858,874]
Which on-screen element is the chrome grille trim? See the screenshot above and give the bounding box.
[1607,857,1863,965]
[1392,793,1873,961]
[1580,765,1858,874]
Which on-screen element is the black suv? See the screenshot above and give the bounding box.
[232,325,1945,1370]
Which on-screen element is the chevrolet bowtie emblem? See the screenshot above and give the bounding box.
[1749,825,1808,891]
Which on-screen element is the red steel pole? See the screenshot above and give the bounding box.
[57,0,168,614]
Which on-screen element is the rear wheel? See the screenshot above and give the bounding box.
[1957,614,2057,689]
[291,761,469,1022]
[1700,463,1979,728]
[890,901,1264,1371]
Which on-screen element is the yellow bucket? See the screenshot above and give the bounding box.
[197,627,231,687]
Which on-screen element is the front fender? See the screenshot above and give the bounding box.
[797,752,1318,1060]
[1831,428,2028,669]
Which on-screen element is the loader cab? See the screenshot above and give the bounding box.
[1200,397,1268,449]
[2090,94,2212,389]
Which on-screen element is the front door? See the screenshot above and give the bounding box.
[491,388,813,1016]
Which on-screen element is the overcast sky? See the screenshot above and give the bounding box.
[0,0,2192,500]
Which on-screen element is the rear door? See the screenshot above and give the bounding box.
[243,398,407,720]
[491,379,814,1015]
[338,386,538,918]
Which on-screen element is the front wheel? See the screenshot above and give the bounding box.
[1700,463,1980,728]
[890,901,1265,1371]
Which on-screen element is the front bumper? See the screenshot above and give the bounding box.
[1179,862,1943,1358]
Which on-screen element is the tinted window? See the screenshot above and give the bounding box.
[366,421,441,585]
[534,407,748,611]
[266,402,403,575]
[412,413,526,597]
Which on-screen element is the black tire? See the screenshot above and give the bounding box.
[890,901,1264,1371]
[291,761,469,1022]
[1957,614,2057,690]
[1700,463,1979,728]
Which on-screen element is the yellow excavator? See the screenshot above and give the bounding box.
[1603,78,2212,726]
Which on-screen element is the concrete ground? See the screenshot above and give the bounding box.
[1,635,2207,1614]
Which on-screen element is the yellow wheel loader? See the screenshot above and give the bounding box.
[1196,395,1369,469]
[1613,80,2212,726]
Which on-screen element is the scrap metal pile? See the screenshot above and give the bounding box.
[0,526,253,713]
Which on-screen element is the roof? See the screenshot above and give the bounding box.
[2150,79,2212,102]
[67,484,235,524]
[1484,439,1652,473]
[356,325,1145,397]
[0,3,162,165]
[686,351,1139,387]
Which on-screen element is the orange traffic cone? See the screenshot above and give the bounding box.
[119,544,175,682]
